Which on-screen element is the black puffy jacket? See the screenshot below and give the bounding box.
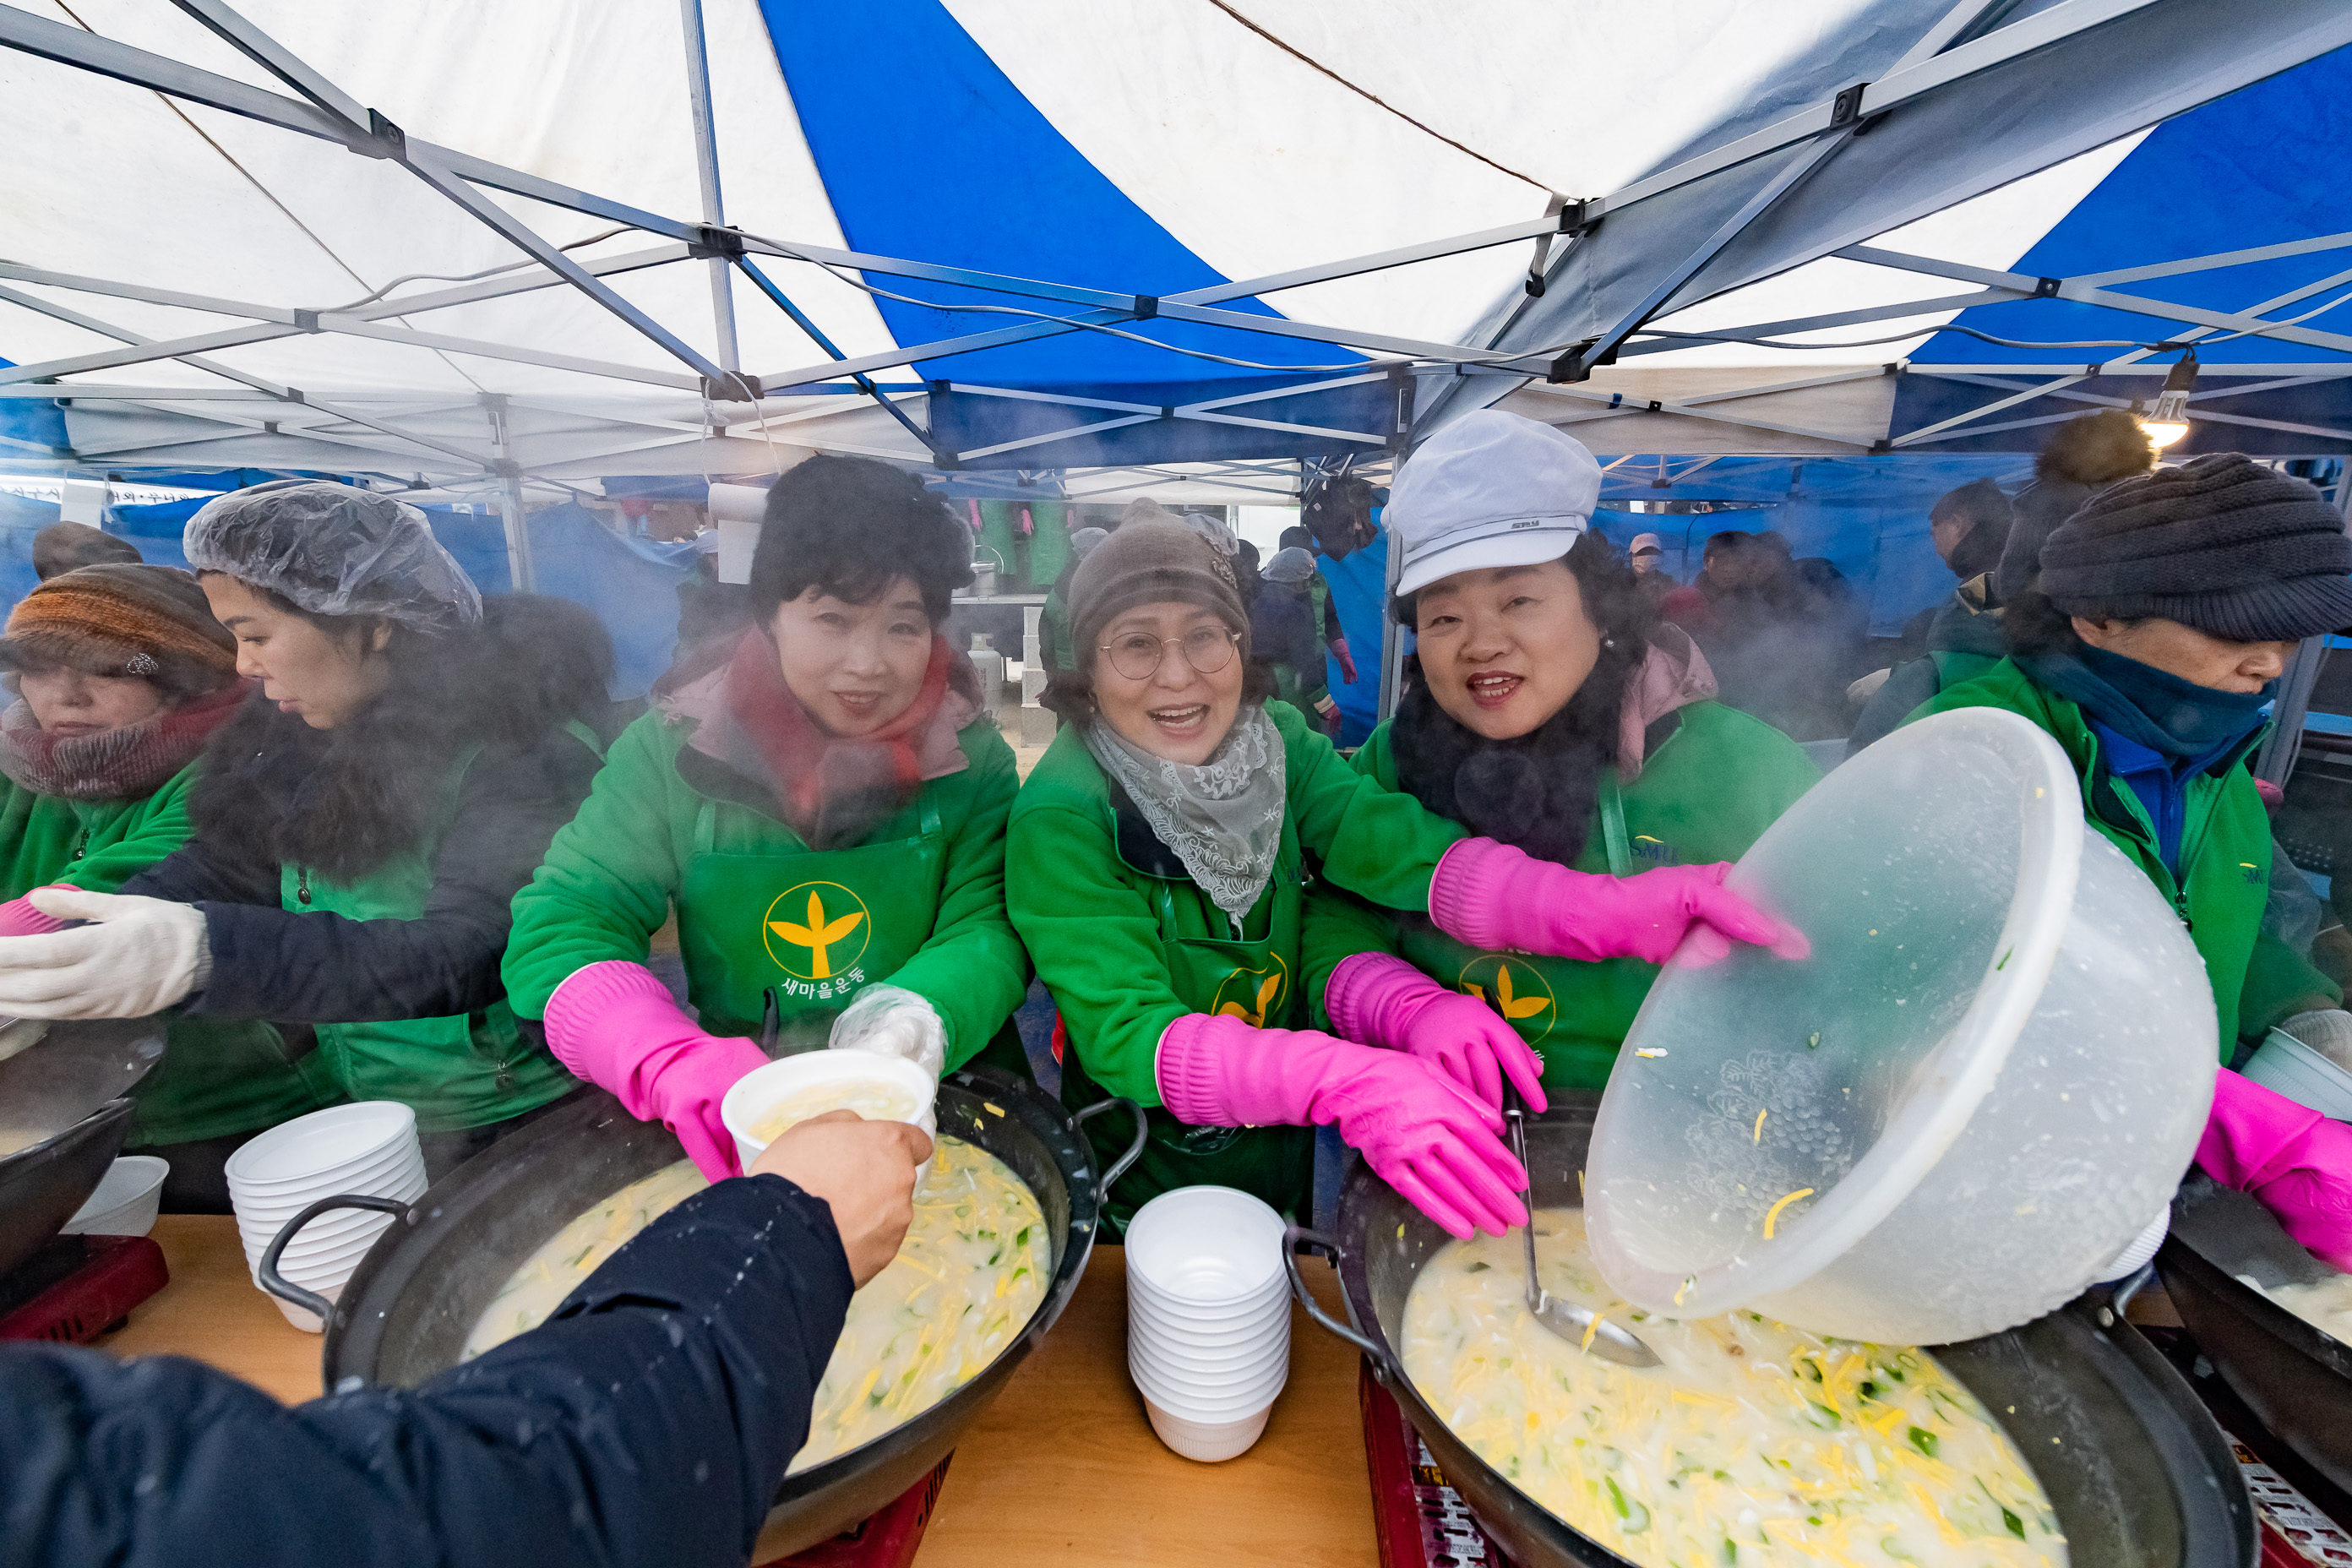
[0,1174,852,1568]
[123,596,612,1023]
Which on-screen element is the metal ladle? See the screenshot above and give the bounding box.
[1504,1097,1659,1368]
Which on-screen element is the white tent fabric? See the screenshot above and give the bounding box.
[2,0,2348,505]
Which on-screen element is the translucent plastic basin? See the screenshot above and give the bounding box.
[1586,707,2218,1343]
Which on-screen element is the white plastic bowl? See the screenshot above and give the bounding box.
[270,1279,344,1334]
[1145,1397,1271,1462]
[1127,1260,1288,1307]
[1124,1186,1284,1304]
[1130,1332,1290,1385]
[234,1172,426,1237]
[246,1211,401,1267]
[228,1141,422,1206]
[1130,1307,1288,1351]
[720,1050,936,1176]
[1130,1353,1288,1417]
[253,1238,383,1289]
[225,1102,418,1190]
[62,1155,169,1236]
[2243,1026,2352,1121]
[1126,1277,1288,1326]
[235,1164,425,1238]
[1588,707,2219,1344]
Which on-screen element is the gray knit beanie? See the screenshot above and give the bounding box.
[2038,454,2352,642]
[1069,519,1248,664]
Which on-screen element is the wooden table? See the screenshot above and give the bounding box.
[95,1217,1380,1567]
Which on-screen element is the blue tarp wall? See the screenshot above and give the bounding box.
[1586,455,2037,635]
[0,498,694,701]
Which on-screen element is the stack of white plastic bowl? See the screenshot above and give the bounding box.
[1124,1185,1290,1462]
[225,1102,427,1331]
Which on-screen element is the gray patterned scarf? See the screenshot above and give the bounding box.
[1084,704,1286,925]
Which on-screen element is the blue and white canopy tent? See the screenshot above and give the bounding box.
[1,1,2349,718]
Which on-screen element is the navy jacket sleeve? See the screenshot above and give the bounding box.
[0,1173,853,1568]
[123,732,601,1023]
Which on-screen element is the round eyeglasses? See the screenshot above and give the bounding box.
[1099,624,1240,682]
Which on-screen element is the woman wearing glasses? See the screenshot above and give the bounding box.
[1006,518,1789,1238]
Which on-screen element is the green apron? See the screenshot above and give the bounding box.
[675,789,1032,1070]
[1063,877,1315,1233]
[285,737,582,1135]
[1392,772,1658,1092]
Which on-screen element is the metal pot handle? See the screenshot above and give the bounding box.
[257,1194,412,1326]
[1072,1095,1147,1201]
[1283,1225,1402,1380]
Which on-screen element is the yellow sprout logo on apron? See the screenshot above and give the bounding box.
[1457,955,1554,1041]
[1208,955,1290,1027]
[763,881,872,981]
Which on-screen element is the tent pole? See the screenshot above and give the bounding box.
[484,395,535,592]
[499,469,536,594]
[678,0,738,377]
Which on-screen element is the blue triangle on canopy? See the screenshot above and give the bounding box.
[758,0,1358,392]
[1922,42,2352,372]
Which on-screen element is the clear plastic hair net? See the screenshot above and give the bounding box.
[182,480,482,630]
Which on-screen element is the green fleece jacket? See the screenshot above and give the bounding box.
[1304,701,1819,1091]
[0,767,333,1146]
[0,769,197,901]
[1006,701,1467,1108]
[1910,657,2337,1049]
[503,708,1029,1071]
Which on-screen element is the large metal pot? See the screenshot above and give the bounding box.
[2158,1171,2352,1495]
[1288,1093,2254,1568]
[0,1019,163,1281]
[268,1065,1141,1558]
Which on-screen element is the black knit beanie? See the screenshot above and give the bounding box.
[2037,454,2352,642]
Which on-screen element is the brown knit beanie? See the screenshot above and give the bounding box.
[1069,520,1248,665]
[0,564,238,694]
[32,522,142,580]
[2039,453,2352,642]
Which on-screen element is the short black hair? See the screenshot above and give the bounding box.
[1277,525,1315,553]
[1704,530,1751,560]
[749,456,973,625]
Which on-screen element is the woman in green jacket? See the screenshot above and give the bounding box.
[1008,425,1792,1236]
[1902,453,2352,1269]
[1908,455,2349,1057]
[0,564,330,1208]
[0,483,608,1179]
[504,457,1029,1182]
[1304,517,1817,1105]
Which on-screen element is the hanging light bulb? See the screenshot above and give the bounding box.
[2140,350,2197,449]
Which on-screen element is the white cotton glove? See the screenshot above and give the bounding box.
[2281,1009,2352,1075]
[827,983,946,1081]
[0,887,208,1019]
[1845,667,1892,705]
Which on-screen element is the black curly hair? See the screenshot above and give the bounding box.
[749,455,974,626]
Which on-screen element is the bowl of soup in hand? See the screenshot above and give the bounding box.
[721,1050,938,1177]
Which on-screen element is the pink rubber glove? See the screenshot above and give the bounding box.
[1326,950,1547,1113]
[1429,838,1808,966]
[1331,634,1358,685]
[2198,1067,2352,1271]
[0,888,71,939]
[543,961,769,1182]
[1157,1010,1527,1239]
